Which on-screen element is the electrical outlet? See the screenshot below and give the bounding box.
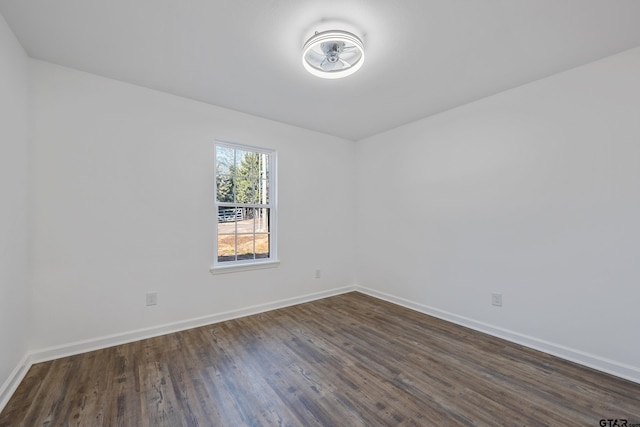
[146,292,158,306]
[491,292,502,307]
[315,269,321,279]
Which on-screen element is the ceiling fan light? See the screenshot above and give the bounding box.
[302,30,365,79]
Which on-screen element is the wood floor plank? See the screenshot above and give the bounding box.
[2,291,639,426]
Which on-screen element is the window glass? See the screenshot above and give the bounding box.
[214,142,276,266]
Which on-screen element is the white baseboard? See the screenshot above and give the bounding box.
[0,354,31,414]
[0,285,356,413]
[355,286,640,385]
[3,283,638,414]
[29,285,357,365]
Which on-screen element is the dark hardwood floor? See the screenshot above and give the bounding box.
[2,292,639,426]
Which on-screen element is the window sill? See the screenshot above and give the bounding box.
[210,260,280,275]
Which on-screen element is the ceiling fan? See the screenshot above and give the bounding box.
[302,30,365,79]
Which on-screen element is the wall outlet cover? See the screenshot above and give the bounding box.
[491,292,502,307]
[146,292,158,306]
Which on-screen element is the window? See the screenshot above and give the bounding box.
[212,141,277,271]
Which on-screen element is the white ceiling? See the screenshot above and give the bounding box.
[2,0,640,141]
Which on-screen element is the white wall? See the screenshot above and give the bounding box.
[0,13,30,393]
[29,59,356,350]
[356,47,640,380]
[7,23,640,393]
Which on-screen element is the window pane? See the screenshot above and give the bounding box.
[235,176,253,203]
[255,208,269,233]
[235,149,252,173]
[218,207,242,223]
[255,233,270,259]
[217,232,236,262]
[216,146,234,175]
[236,234,255,260]
[258,154,269,179]
[250,178,262,204]
[216,174,234,202]
[236,208,253,234]
[259,179,269,204]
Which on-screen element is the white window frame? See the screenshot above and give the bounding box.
[210,140,278,274]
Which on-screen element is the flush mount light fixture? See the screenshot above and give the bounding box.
[302,30,365,79]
